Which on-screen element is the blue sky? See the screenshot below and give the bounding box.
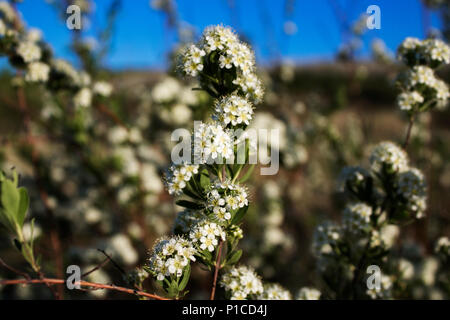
[6,0,444,70]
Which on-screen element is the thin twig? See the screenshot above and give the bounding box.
[95,103,128,130]
[0,278,170,300]
[0,258,31,280]
[97,249,126,276]
[210,240,224,300]
[81,257,111,278]
[402,116,415,150]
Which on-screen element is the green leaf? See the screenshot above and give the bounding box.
[1,178,20,219]
[199,170,211,189]
[0,208,16,233]
[17,187,29,228]
[226,249,242,266]
[238,165,255,183]
[182,187,202,200]
[176,200,204,210]
[230,206,248,225]
[178,264,191,292]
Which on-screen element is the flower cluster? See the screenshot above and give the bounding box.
[398,37,450,66]
[0,8,113,109]
[206,180,248,223]
[296,287,321,300]
[396,168,427,219]
[312,221,342,258]
[397,38,450,112]
[164,163,199,196]
[313,137,429,298]
[220,265,264,300]
[369,141,409,174]
[342,202,373,234]
[189,219,226,252]
[148,236,196,281]
[337,166,370,194]
[213,95,253,127]
[434,236,449,257]
[179,25,264,104]
[258,283,292,300]
[193,121,234,164]
[366,274,393,299]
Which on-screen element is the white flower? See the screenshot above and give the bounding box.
[0,1,16,23]
[181,45,206,77]
[108,126,129,144]
[397,91,424,111]
[396,167,427,218]
[220,265,263,299]
[148,236,196,281]
[296,287,321,300]
[25,62,50,82]
[102,234,138,266]
[312,221,341,258]
[93,81,113,97]
[26,28,42,42]
[51,59,80,84]
[423,38,450,64]
[398,259,414,281]
[189,218,225,252]
[369,141,409,174]
[193,121,234,164]
[151,77,181,103]
[213,95,253,127]
[435,236,450,256]
[73,88,92,108]
[0,19,6,36]
[258,283,292,300]
[164,163,199,196]
[206,179,248,223]
[342,202,372,234]
[141,163,163,193]
[16,41,42,63]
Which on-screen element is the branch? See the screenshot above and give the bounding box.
[81,257,111,278]
[402,116,415,150]
[0,278,170,300]
[97,249,126,276]
[210,240,224,300]
[0,258,31,280]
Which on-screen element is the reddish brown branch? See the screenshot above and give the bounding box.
[0,278,170,300]
[0,258,31,280]
[402,116,415,150]
[210,240,224,300]
[95,103,128,130]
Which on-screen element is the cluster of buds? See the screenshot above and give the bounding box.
[313,141,427,299]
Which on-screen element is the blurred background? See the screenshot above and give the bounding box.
[0,0,449,299]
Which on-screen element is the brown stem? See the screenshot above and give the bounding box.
[402,116,415,150]
[0,258,31,280]
[0,278,170,300]
[81,257,111,278]
[95,103,128,130]
[210,240,224,300]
